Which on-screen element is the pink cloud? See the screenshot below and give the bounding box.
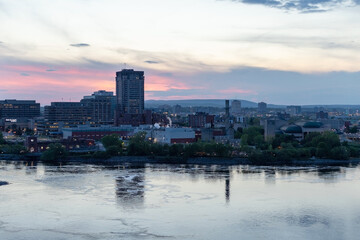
[0,64,194,104]
[145,75,190,91]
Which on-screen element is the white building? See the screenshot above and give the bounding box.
[152,128,196,144]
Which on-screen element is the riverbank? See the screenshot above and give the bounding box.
[1,154,360,166]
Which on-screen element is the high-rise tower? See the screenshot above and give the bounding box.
[115,69,144,114]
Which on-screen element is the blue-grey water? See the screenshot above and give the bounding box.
[1,161,360,240]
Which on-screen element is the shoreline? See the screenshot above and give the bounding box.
[1,154,360,166]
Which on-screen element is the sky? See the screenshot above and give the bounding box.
[1,0,360,105]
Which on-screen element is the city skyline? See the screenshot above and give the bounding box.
[1,0,360,105]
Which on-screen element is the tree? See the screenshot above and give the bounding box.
[254,135,265,149]
[41,143,68,161]
[234,127,243,139]
[169,144,184,157]
[0,132,5,144]
[2,144,26,154]
[271,134,296,149]
[101,134,123,156]
[183,142,203,158]
[308,132,340,149]
[243,126,263,145]
[345,126,358,134]
[330,146,350,160]
[214,143,231,157]
[248,117,260,126]
[241,134,248,146]
[106,145,123,156]
[127,132,150,156]
[316,142,329,158]
[101,134,123,149]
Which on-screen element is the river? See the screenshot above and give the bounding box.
[1,161,360,240]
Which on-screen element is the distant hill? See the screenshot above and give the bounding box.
[146,99,360,109]
[145,99,285,108]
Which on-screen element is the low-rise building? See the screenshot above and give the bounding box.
[62,125,135,140]
[152,128,196,144]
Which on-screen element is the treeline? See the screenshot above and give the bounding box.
[0,132,27,154]
[96,132,233,159]
[245,129,360,164]
[39,132,234,161]
[4,125,360,164]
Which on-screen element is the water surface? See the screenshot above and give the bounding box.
[1,161,360,240]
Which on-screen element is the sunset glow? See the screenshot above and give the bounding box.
[1,0,360,104]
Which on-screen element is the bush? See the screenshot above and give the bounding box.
[1,144,27,154]
[106,145,123,156]
[101,134,123,149]
[0,132,6,144]
[41,143,68,161]
[330,146,350,160]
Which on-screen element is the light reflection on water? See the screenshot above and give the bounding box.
[0,161,360,240]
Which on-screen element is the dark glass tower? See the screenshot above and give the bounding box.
[115,69,144,114]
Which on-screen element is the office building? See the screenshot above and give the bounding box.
[81,90,116,125]
[43,102,89,134]
[0,99,40,119]
[258,102,267,113]
[231,100,242,114]
[188,112,215,128]
[286,105,302,116]
[115,69,144,114]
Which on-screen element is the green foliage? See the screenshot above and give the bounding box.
[271,134,296,149]
[303,132,340,149]
[234,127,243,139]
[346,126,358,134]
[1,144,27,154]
[316,142,329,158]
[330,146,350,160]
[127,132,150,156]
[41,143,68,161]
[241,134,248,146]
[101,134,123,149]
[248,117,260,126]
[149,143,170,156]
[254,135,265,149]
[275,150,293,164]
[106,145,123,156]
[101,134,123,157]
[0,132,5,144]
[243,126,264,146]
[169,144,184,157]
[347,145,360,158]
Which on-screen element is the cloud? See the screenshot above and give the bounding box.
[20,73,30,76]
[46,69,56,72]
[70,43,90,47]
[232,0,360,13]
[144,60,161,64]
